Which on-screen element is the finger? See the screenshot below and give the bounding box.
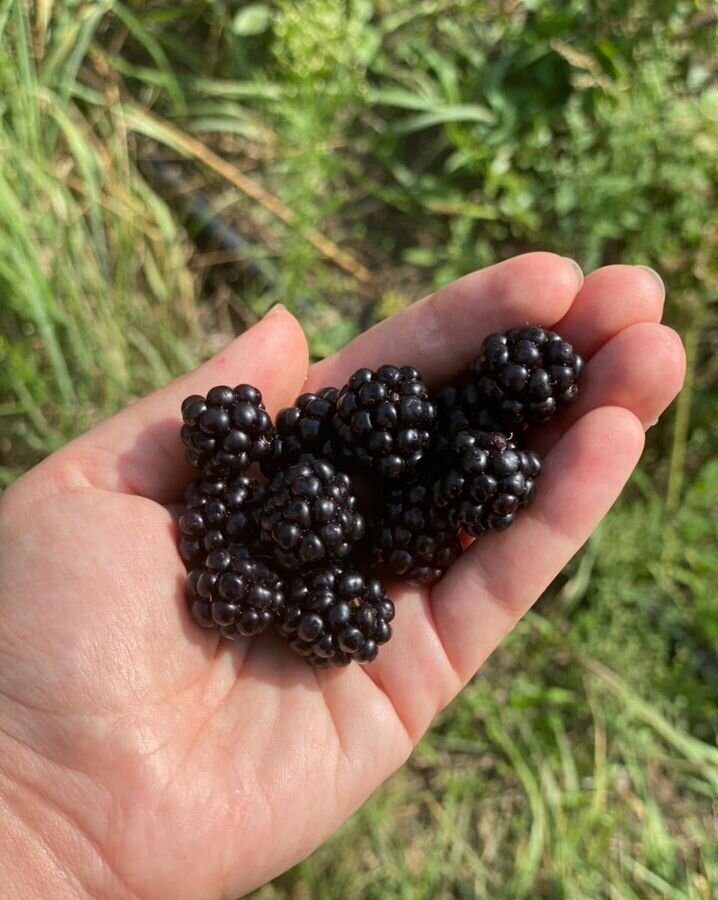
[307,253,583,391]
[361,315,683,738]
[430,405,646,683]
[358,581,463,742]
[552,265,666,360]
[54,308,309,502]
[533,322,686,455]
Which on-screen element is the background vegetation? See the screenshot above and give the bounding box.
[1,1,716,896]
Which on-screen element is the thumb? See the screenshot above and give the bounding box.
[42,306,310,502]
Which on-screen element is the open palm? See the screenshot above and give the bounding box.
[0,254,684,899]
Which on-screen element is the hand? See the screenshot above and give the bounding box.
[0,254,684,899]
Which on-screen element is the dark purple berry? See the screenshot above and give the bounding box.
[177,475,269,566]
[432,430,541,537]
[470,327,583,431]
[279,566,394,667]
[186,548,285,638]
[260,456,365,571]
[334,366,436,479]
[370,483,462,586]
[263,387,339,475]
[180,383,274,475]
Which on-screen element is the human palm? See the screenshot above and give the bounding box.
[0,255,684,899]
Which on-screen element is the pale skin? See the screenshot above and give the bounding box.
[0,254,685,899]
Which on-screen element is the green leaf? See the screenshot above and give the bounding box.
[371,87,438,112]
[393,104,495,134]
[403,247,438,267]
[232,4,271,37]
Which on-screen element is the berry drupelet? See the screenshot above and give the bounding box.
[471,326,583,430]
[333,365,436,479]
[177,474,268,565]
[279,566,395,667]
[187,548,285,638]
[260,455,365,571]
[432,430,541,537]
[180,384,274,476]
[371,482,461,586]
[262,387,339,475]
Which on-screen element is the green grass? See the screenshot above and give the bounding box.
[1,1,716,896]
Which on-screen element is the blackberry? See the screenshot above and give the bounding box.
[432,430,541,537]
[279,566,394,667]
[435,383,509,455]
[262,387,339,475]
[187,548,285,638]
[333,365,436,479]
[471,326,583,430]
[180,384,274,476]
[260,456,365,571]
[371,482,461,586]
[177,474,268,565]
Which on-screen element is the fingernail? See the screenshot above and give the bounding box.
[636,266,665,299]
[562,257,584,290]
[264,303,287,318]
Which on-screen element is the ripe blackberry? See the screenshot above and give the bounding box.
[279,566,395,667]
[471,326,583,429]
[435,383,509,455]
[371,483,461,586]
[187,547,285,638]
[180,384,274,476]
[262,387,339,475]
[432,430,541,537]
[260,456,365,571]
[334,365,436,479]
[177,474,268,565]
